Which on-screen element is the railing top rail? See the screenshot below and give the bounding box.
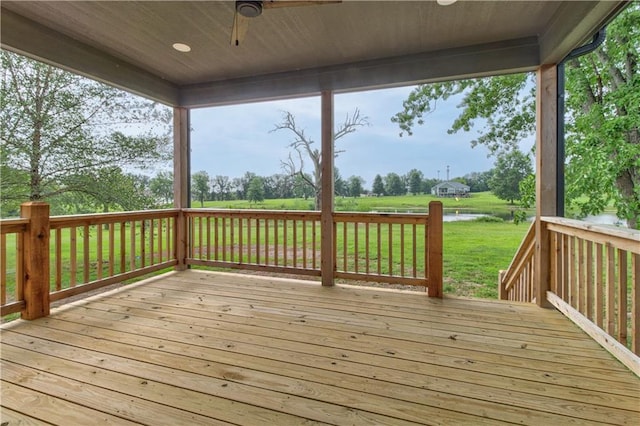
[49,209,180,228]
[334,211,429,224]
[0,218,30,234]
[500,221,536,288]
[542,216,640,254]
[183,208,321,218]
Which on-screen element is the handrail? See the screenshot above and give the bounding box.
[500,215,640,374]
[499,221,535,301]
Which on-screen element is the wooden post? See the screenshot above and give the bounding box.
[320,91,335,286]
[498,270,507,300]
[21,202,50,319]
[427,201,443,298]
[535,64,557,308]
[174,107,190,270]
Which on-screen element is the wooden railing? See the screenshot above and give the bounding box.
[1,202,442,320]
[500,216,640,374]
[0,218,28,316]
[184,202,442,295]
[498,221,536,302]
[48,210,179,302]
[184,209,322,277]
[0,204,179,318]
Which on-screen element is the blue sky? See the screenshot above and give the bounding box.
[189,86,500,188]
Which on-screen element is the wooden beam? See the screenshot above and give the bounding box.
[0,8,180,106]
[179,37,539,108]
[173,107,190,271]
[320,91,335,287]
[535,64,557,309]
[20,202,50,320]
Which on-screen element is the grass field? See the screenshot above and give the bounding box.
[201,192,526,217]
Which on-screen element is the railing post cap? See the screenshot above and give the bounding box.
[21,201,50,207]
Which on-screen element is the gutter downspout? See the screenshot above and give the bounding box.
[556,28,606,216]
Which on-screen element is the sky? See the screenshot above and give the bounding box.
[189,85,504,188]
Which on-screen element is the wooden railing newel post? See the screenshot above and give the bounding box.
[498,270,507,300]
[427,201,443,298]
[20,201,50,320]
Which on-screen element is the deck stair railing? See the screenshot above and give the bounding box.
[1,201,443,320]
[500,216,640,375]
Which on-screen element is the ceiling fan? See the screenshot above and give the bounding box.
[231,0,340,46]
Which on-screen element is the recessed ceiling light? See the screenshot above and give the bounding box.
[437,0,457,5]
[172,43,191,53]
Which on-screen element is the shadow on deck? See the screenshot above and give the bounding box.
[2,270,639,425]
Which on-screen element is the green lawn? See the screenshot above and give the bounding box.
[202,192,529,217]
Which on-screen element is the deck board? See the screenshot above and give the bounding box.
[2,270,639,425]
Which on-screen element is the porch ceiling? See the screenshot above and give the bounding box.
[0,1,626,108]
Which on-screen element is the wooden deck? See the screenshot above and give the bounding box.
[1,270,639,425]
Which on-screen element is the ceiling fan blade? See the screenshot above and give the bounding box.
[230,12,250,46]
[263,1,341,10]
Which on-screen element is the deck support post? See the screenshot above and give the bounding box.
[21,202,50,319]
[174,107,190,270]
[320,91,335,286]
[427,201,443,297]
[535,64,557,308]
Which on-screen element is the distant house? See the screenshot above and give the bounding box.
[431,181,470,198]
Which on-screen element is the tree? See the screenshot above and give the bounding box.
[384,173,406,196]
[293,173,315,200]
[212,175,232,201]
[372,174,385,196]
[464,171,492,192]
[273,108,368,209]
[422,177,439,195]
[0,51,171,215]
[346,176,365,197]
[392,4,639,228]
[191,171,210,207]
[149,171,174,206]
[489,149,533,204]
[247,176,265,204]
[406,169,424,194]
[334,168,347,197]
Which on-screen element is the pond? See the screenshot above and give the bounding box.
[372,208,627,227]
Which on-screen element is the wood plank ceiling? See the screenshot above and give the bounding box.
[0,1,626,107]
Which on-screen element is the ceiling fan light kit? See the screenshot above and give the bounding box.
[236,1,263,18]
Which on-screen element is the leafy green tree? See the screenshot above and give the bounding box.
[422,178,439,195]
[293,173,314,200]
[406,169,424,194]
[247,176,265,204]
[0,51,171,215]
[385,173,406,196]
[489,149,533,204]
[464,171,492,192]
[232,172,256,200]
[334,168,347,197]
[149,171,174,206]
[372,174,385,196]
[191,171,210,207]
[273,109,368,209]
[392,4,639,227]
[347,175,365,197]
